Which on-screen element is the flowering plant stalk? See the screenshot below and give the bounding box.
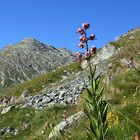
[76,23,108,140]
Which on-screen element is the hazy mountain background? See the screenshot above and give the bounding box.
[0,38,75,89]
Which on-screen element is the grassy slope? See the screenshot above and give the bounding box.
[0,62,82,140]
[0,105,77,140]
[55,28,140,140]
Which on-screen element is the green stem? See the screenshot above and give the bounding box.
[84,32,93,90]
[87,60,93,84]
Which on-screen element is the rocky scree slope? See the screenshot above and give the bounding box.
[0,38,75,89]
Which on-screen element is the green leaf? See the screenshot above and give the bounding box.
[92,66,96,76]
[90,121,97,137]
[86,88,93,98]
[98,86,104,97]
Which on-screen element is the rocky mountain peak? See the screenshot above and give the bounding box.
[0,38,75,89]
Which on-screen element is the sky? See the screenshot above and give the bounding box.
[0,0,140,52]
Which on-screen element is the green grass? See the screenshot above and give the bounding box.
[105,67,140,139]
[0,105,77,140]
[53,68,140,140]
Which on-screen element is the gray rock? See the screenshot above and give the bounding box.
[0,127,18,136]
[1,105,15,114]
[9,96,17,104]
[59,101,66,106]
[120,58,139,68]
[66,97,74,103]
[62,75,68,79]
[1,98,9,106]
[35,97,43,103]
[49,92,58,99]
[59,91,66,99]
[48,111,85,140]
[42,96,51,103]
[47,101,55,107]
[18,90,30,101]
[81,43,118,70]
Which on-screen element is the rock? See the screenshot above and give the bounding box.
[47,101,55,107]
[0,127,18,136]
[25,113,30,117]
[0,130,4,136]
[6,127,15,133]
[62,75,68,79]
[49,92,58,99]
[9,96,17,104]
[20,103,28,108]
[81,43,118,70]
[13,129,18,135]
[42,96,51,103]
[58,86,63,90]
[22,122,30,129]
[35,97,43,103]
[59,100,66,106]
[59,91,66,99]
[120,58,139,68]
[18,90,30,101]
[48,111,85,140]
[1,98,9,106]
[66,97,74,103]
[78,85,85,91]
[1,105,15,114]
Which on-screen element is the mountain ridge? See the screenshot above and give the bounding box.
[0,38,75,89]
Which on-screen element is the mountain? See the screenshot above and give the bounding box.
[0,38,75,89]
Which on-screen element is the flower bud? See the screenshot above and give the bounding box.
[82,23,90,30]
[89,34,95,40]
[76,52,82,58]
[76,28,85,34]
[90,46,97,55]
[79,36,87,43]
[76,52,82,62]
[78,43,84,48]
[85,51,91,59]
[77,57,82,62]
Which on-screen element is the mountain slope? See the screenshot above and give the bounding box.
[59,27,140,140]
[0,27,140,140]
[0,38,75,89]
